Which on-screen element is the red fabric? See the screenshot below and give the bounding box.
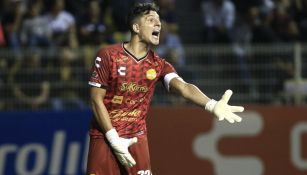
[88,43,176,138]
[86,135,152,175]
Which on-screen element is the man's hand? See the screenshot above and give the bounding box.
[205,89,244,123]
[105,129,138,167]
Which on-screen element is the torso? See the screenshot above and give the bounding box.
[89,43,175,137]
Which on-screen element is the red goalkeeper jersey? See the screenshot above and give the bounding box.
[88,43,176,138]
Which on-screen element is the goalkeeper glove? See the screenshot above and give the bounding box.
[105,129,138,167]
[205,89,244,123]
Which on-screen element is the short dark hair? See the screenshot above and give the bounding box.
[127,2,159,32]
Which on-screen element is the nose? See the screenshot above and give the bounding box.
[155,21,161,29]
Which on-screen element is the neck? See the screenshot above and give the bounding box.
[124,35,150,60]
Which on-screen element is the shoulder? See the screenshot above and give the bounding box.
[149,49,175,69]
[100,43,122,51]
[149,49,165,62]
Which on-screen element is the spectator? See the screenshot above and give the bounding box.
[201,0,236,43]
[79,0,115,70]
[78,0,114,46]
[8,52,50,110]
[270,0,300,42]
[49,48,86,110]
[45,0,78,48]
[248,5,278,43]
[20,0,52,47]
[290,0,307,41]
[1,0,24,50]
[107,0,133,33]
[157,0,178,33]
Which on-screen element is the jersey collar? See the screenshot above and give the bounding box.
[122,42,149,63]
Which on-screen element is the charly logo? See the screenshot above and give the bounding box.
[146,69,157,80]
[118,66,126,76]
[120,82,148,93]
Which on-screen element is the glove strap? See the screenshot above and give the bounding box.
[205,99,217,112]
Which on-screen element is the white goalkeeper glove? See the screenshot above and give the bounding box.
[105,129,138,167]
[205,89,244,123]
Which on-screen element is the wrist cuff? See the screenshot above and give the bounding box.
[205,99,217,112]
[105,128,119,142]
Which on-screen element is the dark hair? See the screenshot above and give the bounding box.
[127,2,159,32]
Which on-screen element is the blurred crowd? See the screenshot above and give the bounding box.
[201,0,307,44]
[0,0,306,110]
[0,0,185,110]
[0,0,181,49]
[2,0,307,49]
[200,0,307,104]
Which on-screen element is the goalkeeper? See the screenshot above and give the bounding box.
[86,2,244,175]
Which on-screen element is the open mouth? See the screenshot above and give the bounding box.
[152,31,160,38]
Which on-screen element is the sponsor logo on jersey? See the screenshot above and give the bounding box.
[111,95,123,104]
[118,66,126,76]
[115,57,128,62]
[125,97,145,105]
[146,69,157,80]
[109,109,141,122]
[120,82,148,93]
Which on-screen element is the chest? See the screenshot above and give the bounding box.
[110,56,162,86]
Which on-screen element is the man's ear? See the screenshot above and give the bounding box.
[132,23,140,33]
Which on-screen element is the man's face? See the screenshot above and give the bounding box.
[135,11,161,45]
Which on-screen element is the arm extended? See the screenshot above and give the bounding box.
[169,78,244,123]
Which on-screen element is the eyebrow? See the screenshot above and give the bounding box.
[145,15,155,18]
[145,14,160,20]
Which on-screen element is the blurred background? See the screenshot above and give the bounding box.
[0,0,307,175]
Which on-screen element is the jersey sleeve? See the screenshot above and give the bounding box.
[161,60,182,91]
[161,60,176,77]
[88,48,110,88]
